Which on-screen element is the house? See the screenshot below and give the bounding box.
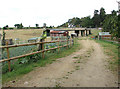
[98,32,111,40]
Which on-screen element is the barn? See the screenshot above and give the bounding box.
[50,30,69,40]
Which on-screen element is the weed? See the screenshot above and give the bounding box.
[75,66,80,70]
[74,62,77,63]
[73,56,79,59]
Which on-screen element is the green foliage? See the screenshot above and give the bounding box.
[80,16,94,28]
[58,7,106,28]
[58,7,118,39]
[14,23,23,29]
[58,22,69,27]
[102,10,118,38]
[100,7,106,26]
[68,17,81,27]
[35,24,39,28]
[58,16,93,28]
[1,29,6,46]
[3,25,9,30]
[118,14,120,38]
[92,10,101,27]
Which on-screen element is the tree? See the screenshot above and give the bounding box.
[118,14,120,38]
[19,23,23,29]
[14,24,20,29]
[43,23,46,28]
[35,24,39,28]
[100,7,106,26]
[59,22,68,27]
[68,17,81,27]
[3,25,9,30]
[14,23,23,29]
[94,10,99,15]
[102,10,118,38]
[92,10,101,27]
[80,16,93,28]
[1,29,6,46]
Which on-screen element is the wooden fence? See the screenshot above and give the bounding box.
[0,38,73,72]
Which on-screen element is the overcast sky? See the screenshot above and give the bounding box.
[0,0,118,27]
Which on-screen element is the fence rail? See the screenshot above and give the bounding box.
[0,38,74,72]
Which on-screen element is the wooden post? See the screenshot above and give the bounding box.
[42,42,44,59]
[58,37,60,52]
[70,38,72,47]
[67,38,68,49]
[72,38,74,45]
[6,42,11,72]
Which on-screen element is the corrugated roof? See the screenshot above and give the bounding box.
[99,32,111,36]
[50,31,65,34]
[50,29,60,31]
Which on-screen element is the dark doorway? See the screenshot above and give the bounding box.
[89,30,91,34]
[75,30,79,37]
[46,29,50,36]
[81,30,84,36]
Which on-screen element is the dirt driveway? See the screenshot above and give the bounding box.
[3,37,118,87]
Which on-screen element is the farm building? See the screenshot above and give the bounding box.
[50,28,91,37]
[50,30,69,40]
[98,32,111,40]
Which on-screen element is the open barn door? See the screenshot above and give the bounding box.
[75,30,79,37]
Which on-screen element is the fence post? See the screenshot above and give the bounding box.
[72,38,74,45]
[6,42,11,72]
[58,37,60,52]
[70,38,72,47]
[66,38,68,49]
[42,42,45,59]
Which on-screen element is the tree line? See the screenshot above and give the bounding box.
[58,7,119,38]
[2,23,54,30]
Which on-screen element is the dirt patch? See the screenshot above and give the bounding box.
[3,37,118,87]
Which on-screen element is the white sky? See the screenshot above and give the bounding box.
[0,0,118,27]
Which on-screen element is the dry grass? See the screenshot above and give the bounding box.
[2,29,43,41]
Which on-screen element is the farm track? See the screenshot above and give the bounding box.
[3,37,118,87]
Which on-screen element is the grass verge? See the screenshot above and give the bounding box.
[2,38,80,84]
[95,40,119,73]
